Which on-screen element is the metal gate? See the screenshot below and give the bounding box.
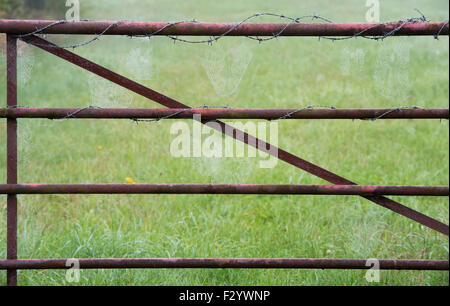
[0,19,449,286]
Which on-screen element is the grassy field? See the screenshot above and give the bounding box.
[0,0,449,285]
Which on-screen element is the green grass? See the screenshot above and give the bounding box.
[0,0,448,285]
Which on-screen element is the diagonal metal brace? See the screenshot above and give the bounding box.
[21,34,449,236]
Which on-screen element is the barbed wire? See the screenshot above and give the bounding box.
[49,105,103,120]
[131,105,230,123]
[15,19,123,49]
[319,8,429,41]
[11,10,448,50]
[159,13,334,44]
[269,105,336,120]
[361,106,422,121]
[435,20,450,39]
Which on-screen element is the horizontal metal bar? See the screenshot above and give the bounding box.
[0,258,447,270]
[1,108,449,120]
[0,184,448,196]
[0,20,448,36]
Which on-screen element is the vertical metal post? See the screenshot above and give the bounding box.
[6,35,18,286]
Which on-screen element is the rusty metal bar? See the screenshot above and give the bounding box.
[6,35,18,286]
[1,108,449,120]
[22,35,449,236]
[0,258,447,270]
[0,184,448,196]
[0,20,448,36]
[21,36,185,107]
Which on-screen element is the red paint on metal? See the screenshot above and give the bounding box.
[0,20,448,36]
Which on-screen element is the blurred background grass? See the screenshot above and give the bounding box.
[0,0,448,285]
